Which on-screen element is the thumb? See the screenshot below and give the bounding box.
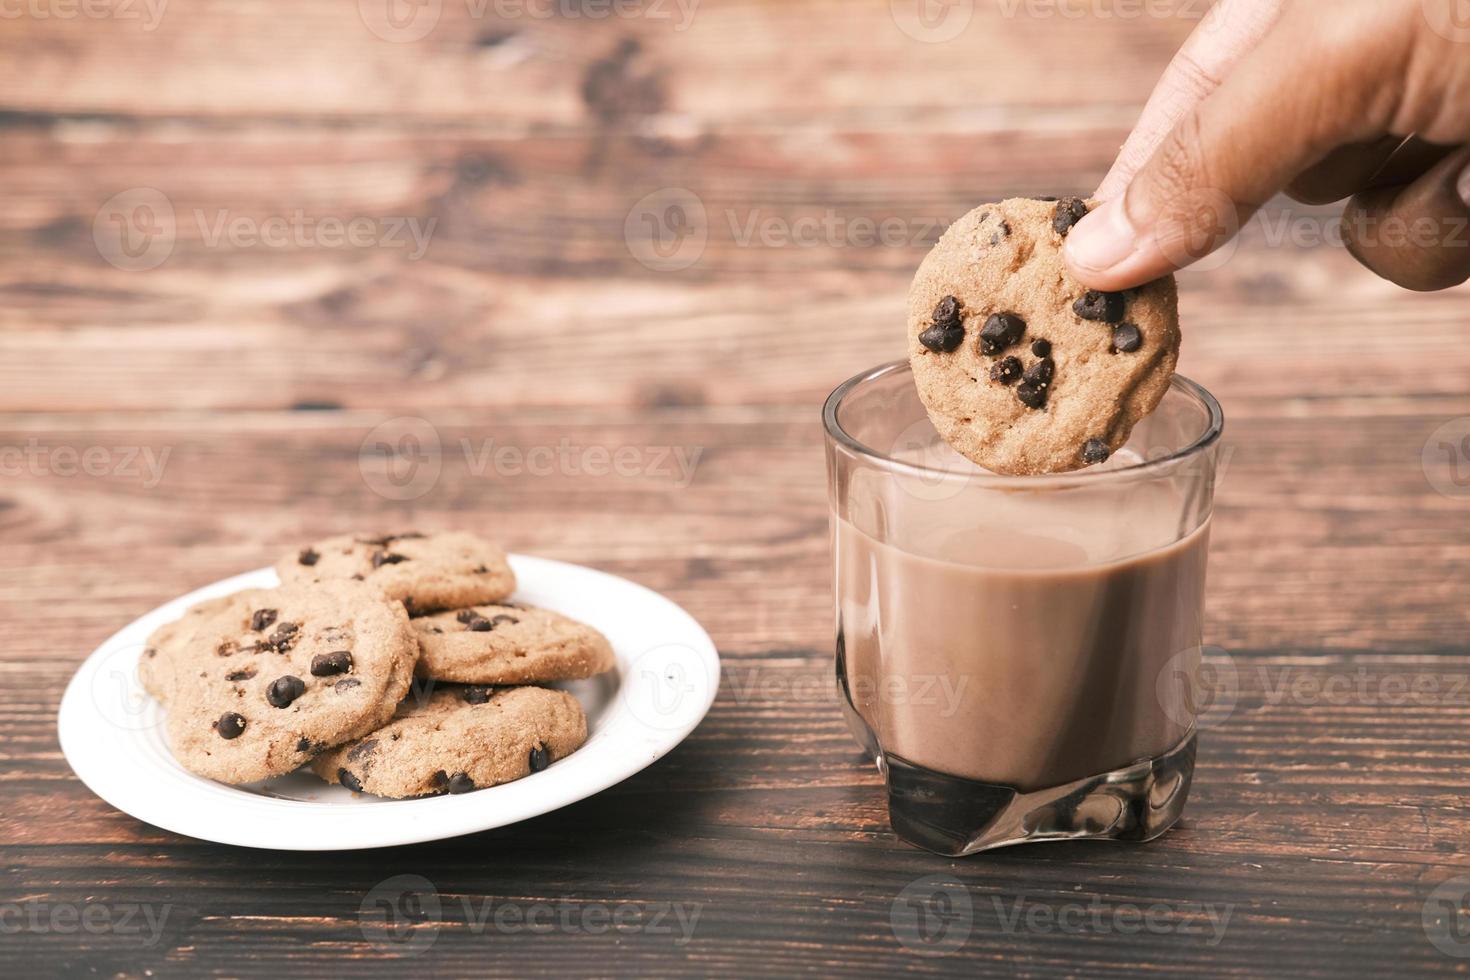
[1063,8,1391,289]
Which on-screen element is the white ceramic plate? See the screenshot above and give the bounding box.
[58,555,720,851]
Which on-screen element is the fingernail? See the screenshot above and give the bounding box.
[1458,161,1470,211]
[1063,199,1140,275]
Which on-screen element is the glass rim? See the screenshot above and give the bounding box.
[822,360,1225,489]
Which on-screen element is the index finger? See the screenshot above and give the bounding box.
[1096,0,1286,199]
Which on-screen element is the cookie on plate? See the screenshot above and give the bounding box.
[311,684,588,799]
[411,603,615,684]
[908,197,1181,475]
[161,580,418,784]
[276,531,515,615]
[138,593,236,703]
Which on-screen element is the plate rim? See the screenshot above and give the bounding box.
[57,555,720,851]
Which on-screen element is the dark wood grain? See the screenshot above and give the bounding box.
[4,1,1470,977]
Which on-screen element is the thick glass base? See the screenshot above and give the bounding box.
[837,633,1196,856]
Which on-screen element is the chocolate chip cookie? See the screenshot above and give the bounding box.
[161,580,418,784]
[311,684,587,799]
[138,593,237,703]
[411,603,616,685]
[909,197,1181,475]
[276,531,515,615]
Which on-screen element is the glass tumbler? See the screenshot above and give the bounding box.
[824,361,1224,855]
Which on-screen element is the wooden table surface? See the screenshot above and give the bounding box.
[4,1,1470,976]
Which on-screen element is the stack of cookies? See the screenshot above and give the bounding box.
[138,531,614,798]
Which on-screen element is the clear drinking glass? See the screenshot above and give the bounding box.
[824,361,1224,855]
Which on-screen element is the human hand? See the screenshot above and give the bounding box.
[1063,0,1470,292]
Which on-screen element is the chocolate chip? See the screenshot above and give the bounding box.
[216,640,239,657]
[918,321,965,354]
[296,736,312,753]
[1031,338,1052,357]
[267,675,306,708]
[465,617,493,632]
[250,609,277,632]
[989,220,1011,245]
[267,622,300,653]
[431,770,449,790]
[1052,197,1088,236]
[529,743,550,773]
[311,651,353,676]
[144,648,157,659]
[216,712,247,739]
[333,678,362,692]
[225,667,257,682]
[1016,381,1048,410]
[463,686,494,705]
[346,739,378,763]
[298,548,319,566]
[1073,290,1125,323]
[979,313,1026,355]
[1082,439,1113,464]
[371,550,409,568]
[1023,356,1055,387]
[455,609,482,625]
[1111,322,1143,353]
[473,565,489,574]
[446,772,475,794]
[338,769,363,792]
[989,356,1023,385]
[932,295,962,327]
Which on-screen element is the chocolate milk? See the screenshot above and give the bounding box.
[835,502,1209,791]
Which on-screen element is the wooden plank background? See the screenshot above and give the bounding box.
[3,0,1470,975]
